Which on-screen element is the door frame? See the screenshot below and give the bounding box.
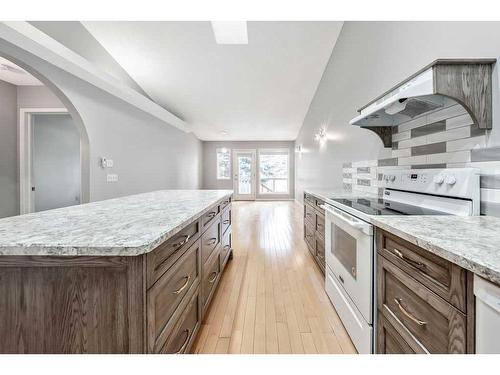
[232,149,256,201]
[19,108,80,214]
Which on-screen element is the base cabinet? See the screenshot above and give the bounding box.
[303,192,326,274]
[0,195,233,354]
[376,229,474,354]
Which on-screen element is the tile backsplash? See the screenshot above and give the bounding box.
[343,102,500,217]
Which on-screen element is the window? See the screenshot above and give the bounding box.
[259,149,289,194]
[216,148,231,180]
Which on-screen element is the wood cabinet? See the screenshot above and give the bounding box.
[0,194,233,354]
[303,192,326,274]
[376,229,474,354]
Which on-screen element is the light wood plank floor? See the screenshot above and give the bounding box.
[191,201,356,354]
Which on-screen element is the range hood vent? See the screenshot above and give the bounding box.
[350,59,495,147]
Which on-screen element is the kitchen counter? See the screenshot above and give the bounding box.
[306,189,500,284]
[0,189,233,256]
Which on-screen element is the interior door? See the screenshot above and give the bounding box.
[233,150,256,201]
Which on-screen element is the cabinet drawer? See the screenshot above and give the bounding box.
[377,230,466,312]
[201,219,221,265]
[221,205,231,235]
[147,219,201,287]
[202,205,220,230]
[220,228,232,269]
[378,255,467,353]
[377,314,421,354]
[159,288,201,354]
[316,214,325,236]
[304,192,315,206]
[304,222,316,253]
[147,240,200,352]
[202,247,221,313]
[304,204,316,227]
[220,196,231,211]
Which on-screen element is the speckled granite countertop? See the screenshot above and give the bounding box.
[305,189,500,285]
[0,190,233,257]
[371,216,500,285]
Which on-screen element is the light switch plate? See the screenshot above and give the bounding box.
[106,174,118,182]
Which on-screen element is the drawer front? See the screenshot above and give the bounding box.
[377,230,466,311]
[147,219,201,287]
[159,288,201,354]
[378,255,467,353]
[304,192,315,206]
[220,228,232,269]
[201,219,221,265]
[304,204,316,227]
[377,315,420,354]
[202,205,220,229]
[316,234,325,268]
[147,240,200,352]
[304,222,316,253]
[221,206,231,235]
[202,247,221,312]
[220,196,231,211]
[316,214,325,236]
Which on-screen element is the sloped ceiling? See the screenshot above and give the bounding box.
[83,21,342,140]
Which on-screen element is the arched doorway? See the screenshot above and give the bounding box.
[0,54,90,216]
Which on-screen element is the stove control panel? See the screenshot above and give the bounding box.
[381,168,480,200]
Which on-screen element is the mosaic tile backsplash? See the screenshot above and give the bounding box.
[342,102,500,217]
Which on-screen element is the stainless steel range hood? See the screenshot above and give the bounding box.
[350,59,495,147]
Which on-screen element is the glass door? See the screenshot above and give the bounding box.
[233,150,256,200]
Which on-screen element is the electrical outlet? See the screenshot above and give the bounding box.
[106,174,118,183]
[100,157,114,168]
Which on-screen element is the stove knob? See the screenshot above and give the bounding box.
[384,175,389,181]
[389,175,396,182]
[433,175,444,185]
[445,175,457,186]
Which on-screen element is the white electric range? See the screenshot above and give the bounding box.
[320,168,480,353]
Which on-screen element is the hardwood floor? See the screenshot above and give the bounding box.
[191,201,356,354]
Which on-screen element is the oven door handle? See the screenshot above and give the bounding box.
[320,204,372,235]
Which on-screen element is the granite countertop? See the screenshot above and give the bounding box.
[371,216,500,285]
[0,190,233,257]
[305,189,500,285]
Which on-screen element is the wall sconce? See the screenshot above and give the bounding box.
[315,127,327,142]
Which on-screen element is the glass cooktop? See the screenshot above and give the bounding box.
[330,197,451,216]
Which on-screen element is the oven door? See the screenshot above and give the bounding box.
[323,204,373,323]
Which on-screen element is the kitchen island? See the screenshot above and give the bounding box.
[0,190,233,353]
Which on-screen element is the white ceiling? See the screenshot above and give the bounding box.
[0,56,42,86]
[83,21,342,140]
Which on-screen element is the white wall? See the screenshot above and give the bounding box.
[0,80,18,218]
[202,141,295,199]
[0,40,203,206]
[295,21,500,202]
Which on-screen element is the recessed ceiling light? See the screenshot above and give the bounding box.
[211,21,248,45]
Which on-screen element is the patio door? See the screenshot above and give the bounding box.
[233,149,256,200]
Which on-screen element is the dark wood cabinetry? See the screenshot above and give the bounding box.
[0,195,233,354]
[303,192,326,274]
[376,229,474,354]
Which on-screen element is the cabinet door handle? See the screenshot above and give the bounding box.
[223,245,231,251]
[207,212,216,219]
[172,275,191,295]
[394,298,427,326]
[317,223,323,228]
[393,249,426,270]
[173,234,190,249]
[206,237,217,245]
[223,219,230,224]
[208,271,218,283]
[174,329,191,354]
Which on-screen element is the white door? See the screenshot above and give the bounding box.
[31,113,81,212]
[233,150,256,201]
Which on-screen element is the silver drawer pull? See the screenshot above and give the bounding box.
[172,275,191,295]
[174,329,191,354]
[207,212,216,218]
[317,223,323,228]
[394,298,427,326]
[173,234,190,248]
[208,271,218,283]
[223,219,230,224]
[393,249,426,270]
[206,237,217,245]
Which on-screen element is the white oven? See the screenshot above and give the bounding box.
[322,203,374,354]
